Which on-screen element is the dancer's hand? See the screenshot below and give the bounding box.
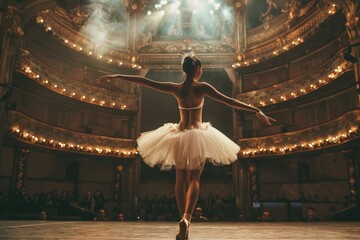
[96,75,114,84]
[256,110,276,125]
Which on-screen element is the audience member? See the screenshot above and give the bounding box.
[94,209,108,221]
[116,212,125,221]
[84,190,95,211]
[192,207,208,222]
[258,210,275,222]
[40,210,47,220]
[94,191,105,213]
[304,207,320,221]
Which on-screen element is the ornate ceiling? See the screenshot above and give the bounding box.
[27,0,319,69]
[3,0,345,69]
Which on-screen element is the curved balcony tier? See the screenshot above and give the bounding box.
[237,109,360,158]
[17,49,138,111]
[6,111,137,158]
[234,2,339,68]
[235,54,353,107]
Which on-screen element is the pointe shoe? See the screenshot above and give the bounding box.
[176,218,189,240]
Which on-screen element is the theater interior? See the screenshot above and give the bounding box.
[0,0,359,226]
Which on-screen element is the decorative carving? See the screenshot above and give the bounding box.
[139,40,234,53]
[54,5,91,30]
[15,148,29,197]
[285,0,318,29]
[113,164,124,212]
[248,163,259,204]
[343,149,357,202]
[4,4,24,37]
[340,0,360,40]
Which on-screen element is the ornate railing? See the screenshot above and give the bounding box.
[233,2,339,68]
[6,111,137,158]
[35,11,138,68]
[17,49,139,111]
[235,54,353,107]
[237,109,360,157]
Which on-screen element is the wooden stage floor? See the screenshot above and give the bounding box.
[0,221,360,239]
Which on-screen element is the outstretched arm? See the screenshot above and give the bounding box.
[97,74,177,94]
[203,82,276,125]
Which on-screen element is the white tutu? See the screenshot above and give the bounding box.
[137,122,240,170]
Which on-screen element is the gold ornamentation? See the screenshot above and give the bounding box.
[4,4,24,37]
[17,49,139,111]
[236,54,352,107]
[237,110,360,157]
[7,111,137,157]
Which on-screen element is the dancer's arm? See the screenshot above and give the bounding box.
[97,74,177,94]
[202,82,276,125]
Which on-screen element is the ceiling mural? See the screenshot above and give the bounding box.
[136,0,236,52]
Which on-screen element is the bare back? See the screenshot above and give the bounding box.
[174,82,206,130]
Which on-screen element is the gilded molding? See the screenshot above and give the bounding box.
[235,55,352,107]
[237,109,360,157]
[37,11,136,68]
[6,111,137,158]
[17,49,139,111]
[234,2,337,68]
[3,4,24,37]
[138,40,235,54]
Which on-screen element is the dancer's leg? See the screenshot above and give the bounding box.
[184,161,205,217]
[175,169,187,217]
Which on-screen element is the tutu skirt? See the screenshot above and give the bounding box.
[137,122,240,170]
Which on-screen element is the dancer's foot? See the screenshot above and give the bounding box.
[176,218,189,240]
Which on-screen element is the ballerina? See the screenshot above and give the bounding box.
[97,54,275,239]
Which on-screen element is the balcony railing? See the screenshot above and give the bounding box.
[17,49,139,111]
[237,109,360,157]
[233,2,339,68]
[235,54,353,107]
[6,111,137,158]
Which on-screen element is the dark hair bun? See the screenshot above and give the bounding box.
[182,56,201,75]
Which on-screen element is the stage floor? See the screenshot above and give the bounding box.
[0,221,360,239]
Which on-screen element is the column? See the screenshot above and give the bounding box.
[10,147,30,200]
[233,159,252,219]
[0,3,24,158]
